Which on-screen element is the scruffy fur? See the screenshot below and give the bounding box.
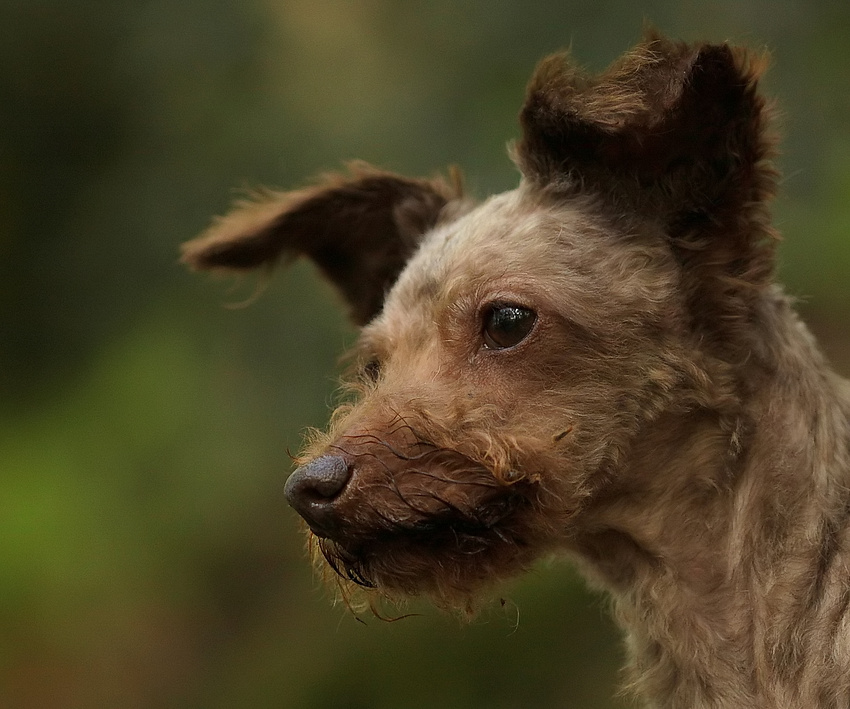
[184,32,850,709]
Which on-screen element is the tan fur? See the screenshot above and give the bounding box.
[184,32,850,708]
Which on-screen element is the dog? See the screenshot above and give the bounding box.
[183,31,850,709]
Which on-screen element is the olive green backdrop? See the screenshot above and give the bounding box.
[2,1,849,707]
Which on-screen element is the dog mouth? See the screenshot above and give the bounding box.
[315,487,532,591]
[285,441,539,595]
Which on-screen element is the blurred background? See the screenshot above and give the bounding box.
[1,1,848,707]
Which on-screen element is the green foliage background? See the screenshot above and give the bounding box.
[1,2,848,707]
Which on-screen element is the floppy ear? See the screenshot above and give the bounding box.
[182,162,464,325]
[516,31,778,288]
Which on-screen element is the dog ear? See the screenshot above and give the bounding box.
[182,163,464,325]
[516,32,778,286]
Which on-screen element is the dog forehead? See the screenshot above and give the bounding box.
[387,187,592,311]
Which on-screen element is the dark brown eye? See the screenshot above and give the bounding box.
[482,304,537,350]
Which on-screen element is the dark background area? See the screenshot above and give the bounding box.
[1,2,848,707]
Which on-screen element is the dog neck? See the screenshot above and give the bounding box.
[572,291,850,707]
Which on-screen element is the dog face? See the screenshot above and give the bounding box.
[183,33,777,609]
[290,189,689,603]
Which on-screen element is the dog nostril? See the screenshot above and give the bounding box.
[284,455,352,536]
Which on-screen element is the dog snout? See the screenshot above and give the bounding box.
[284,455,352,537]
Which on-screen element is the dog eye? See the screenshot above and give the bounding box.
[482,304,537,350]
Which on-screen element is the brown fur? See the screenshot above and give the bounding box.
[184,33,850,708]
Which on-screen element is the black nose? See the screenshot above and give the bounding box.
[284,455,352,537]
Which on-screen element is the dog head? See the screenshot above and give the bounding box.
[183,33,777,610]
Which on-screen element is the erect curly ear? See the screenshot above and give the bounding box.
[182,162,465,325]
[515,31,778,286]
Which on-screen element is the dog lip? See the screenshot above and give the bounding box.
[300,513,340,539]
[329,486,527,548]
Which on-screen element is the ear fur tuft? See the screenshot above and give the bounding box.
[182,162,466,325]
[516,31,779,276]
